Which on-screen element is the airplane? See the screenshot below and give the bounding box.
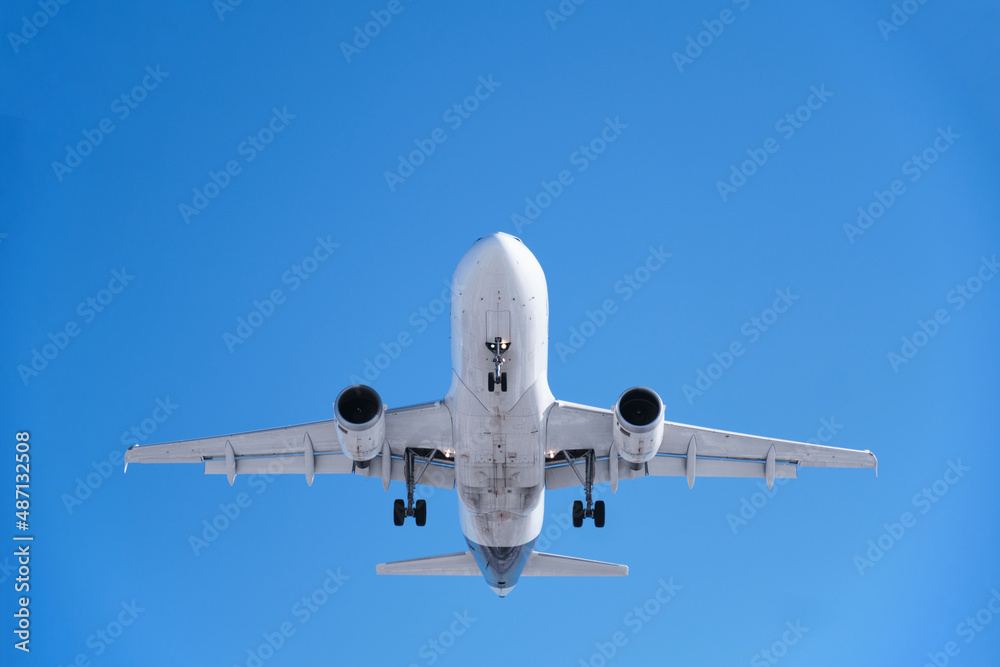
[125,232,877,597]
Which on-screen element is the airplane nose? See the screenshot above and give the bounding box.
[476,232,522,245]
[470,232,523,267]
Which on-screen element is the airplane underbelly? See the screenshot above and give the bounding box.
[446,233,554,548]
[452,397,546,547]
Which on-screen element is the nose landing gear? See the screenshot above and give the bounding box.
[486,337,510,392]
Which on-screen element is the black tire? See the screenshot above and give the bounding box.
[572,500,584,528]
[594,500,606,528]
[393,499,405,526]
[488,373,495,392]
[415,499,427,527]
[500,372,507,392]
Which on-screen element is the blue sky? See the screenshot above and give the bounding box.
[2,0,999,665]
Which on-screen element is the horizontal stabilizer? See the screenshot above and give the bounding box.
[376,551,480,576]
[376,550,627,577]
[523,551,628,577]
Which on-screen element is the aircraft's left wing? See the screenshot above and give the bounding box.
[544,401,877,490]
[124,401,455,489]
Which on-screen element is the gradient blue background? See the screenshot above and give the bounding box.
[2,1,999,665]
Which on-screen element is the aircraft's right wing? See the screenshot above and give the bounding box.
[544,401,877,490]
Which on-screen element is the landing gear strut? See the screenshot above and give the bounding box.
[564,450,606,528]
[392,448,436,526]
[485,337,510,392]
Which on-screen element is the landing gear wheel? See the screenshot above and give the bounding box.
[415,499,427,526]
[393,499,405,526]
[593,500,606,528]
[500,372,507,392]
[572,500,584,528]
[488,373,495,392]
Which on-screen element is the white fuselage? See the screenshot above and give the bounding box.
[445,234,554,558]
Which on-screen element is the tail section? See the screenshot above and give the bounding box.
[377,550,627,578]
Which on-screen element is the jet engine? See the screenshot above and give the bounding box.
[613,387,664,469]
[334,385,385,468]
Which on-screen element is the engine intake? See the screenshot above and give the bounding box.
[334,385,385,467]
[613,387,664,469]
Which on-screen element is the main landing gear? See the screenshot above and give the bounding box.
[564,450,606,528]
[486,337,510,392]
[392,448,437,527]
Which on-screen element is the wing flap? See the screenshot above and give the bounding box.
[203,454,456,489]
[205,453,354,476]
[545,455,798,488]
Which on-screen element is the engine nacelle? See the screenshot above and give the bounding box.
[334,385,385,468]
[613,387,664,469]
